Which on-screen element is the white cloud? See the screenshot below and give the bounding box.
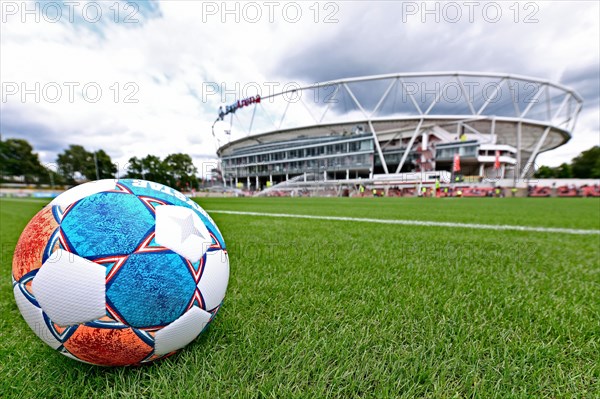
[1,0,598,172]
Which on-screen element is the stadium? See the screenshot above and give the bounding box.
[216,72,583,195]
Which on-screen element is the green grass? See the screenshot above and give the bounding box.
[1,197,599,398]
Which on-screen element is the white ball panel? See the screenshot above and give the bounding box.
[13,285,62,349]
[154,306,212,356]
[32,249,106,326]
[198,250,229,311]
[155,205,213,263]
[187,201,221,233]
[50,179,118,208]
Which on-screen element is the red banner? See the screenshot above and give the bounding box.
[453,153,461,172]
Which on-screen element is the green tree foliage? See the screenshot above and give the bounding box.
[555,163,572,178]
[533,165,555,178]
[534,163,572,178]
[142,155,169,183]
[56,145,116,183]
[125,154,199,189]
[534,146,600,179]
[1,138,201,188]
[90,150,118,180]
[0,138,44,183]
[125,156,144,178]
[571,146,600,178]
[57,145,90,183]
[164,153,198,189]
[125,155,169,183]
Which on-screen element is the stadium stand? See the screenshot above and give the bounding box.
[581,185,600,197]
[557,185,579,197]
[529,186,552,197]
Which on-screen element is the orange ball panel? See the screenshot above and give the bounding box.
[12,206,60,282]
[63,326,153,366]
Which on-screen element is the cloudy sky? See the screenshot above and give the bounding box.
[1,0,598,174]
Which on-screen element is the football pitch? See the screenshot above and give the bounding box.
[1,197,599,398]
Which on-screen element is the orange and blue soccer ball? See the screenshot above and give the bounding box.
[12,179,229,366]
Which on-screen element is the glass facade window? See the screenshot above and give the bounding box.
[436,144,478,160]
[222,135,375,178]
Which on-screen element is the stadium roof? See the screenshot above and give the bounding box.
[217,72,583,177]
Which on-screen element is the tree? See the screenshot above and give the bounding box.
[86,150,117,180]
[555,163,572,178]
[125,153,199,189]
[534,165,556,178]
[571,146,600,178]
[534,146,600,179]
[164,153,198,189]
[534,163,573,178]
[141,155,169,184]
[0,138,44,184]
[57,145,91,183]
[42,167,66,187]
[56,145,116,183]
[125,156,144,179]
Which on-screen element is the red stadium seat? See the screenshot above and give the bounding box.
[557,185,578,197]
[581,185,600,197]
[529,186,552,197]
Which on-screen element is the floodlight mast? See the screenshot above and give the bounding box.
[211,117,220,150]
[93,151,99,180]
[209,117,227,186]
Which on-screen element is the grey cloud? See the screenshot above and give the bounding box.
[0,107,66,158]
[270,5,546,119]
[268,2,599,130]
[273,5,536,85]
[560,63,600,105]
[1,105,136,163]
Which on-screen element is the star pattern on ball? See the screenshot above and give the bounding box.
[154,205,213,263]
[170,214,206,243]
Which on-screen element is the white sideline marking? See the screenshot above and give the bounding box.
[0,198,50,203]
[207,210,600,236]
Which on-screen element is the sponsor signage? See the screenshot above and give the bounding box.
[218,95,261,120]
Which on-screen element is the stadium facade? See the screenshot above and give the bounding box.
[216,72,582,190]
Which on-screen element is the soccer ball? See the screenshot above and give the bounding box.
[12,179,229,366]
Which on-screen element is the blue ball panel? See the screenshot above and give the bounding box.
[106,252,196,328]
[61,192,155,258]
[118,179,226,248]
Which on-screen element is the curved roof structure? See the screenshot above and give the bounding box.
[217,72,583,177]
